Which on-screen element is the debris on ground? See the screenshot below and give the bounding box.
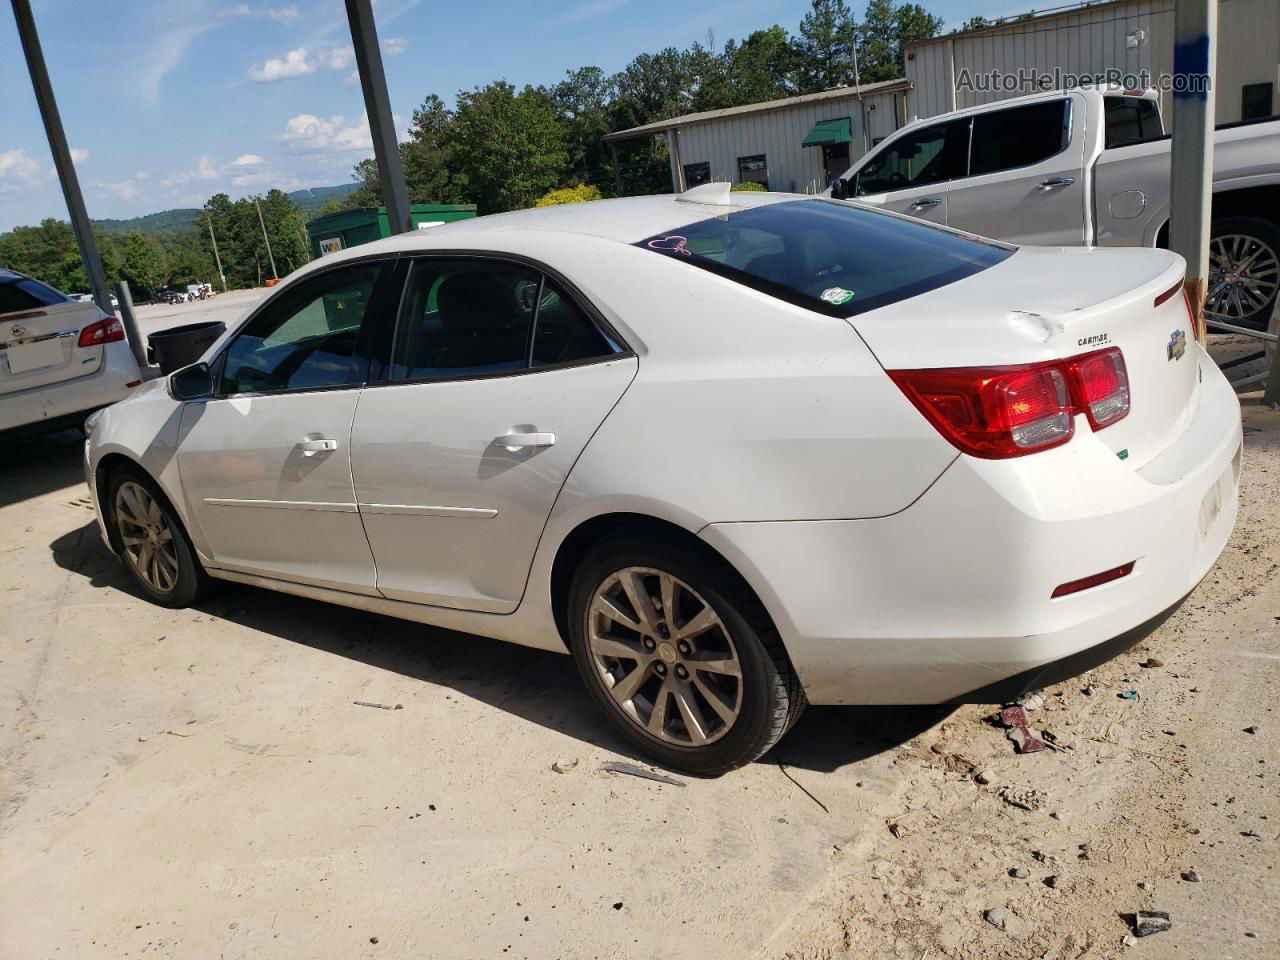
[1140,657,1164,668]
[1133,910,1173,937]
[999,705,1047,754]
[983,907,1007,929]
[1244,725,1260,734]
[777,760,830,813]
[999,786,1048,811]
[353,701,402,711]
[1118,689,1141,701]
[1009,867,1029,879]
[599,761,684,787]
[1182,870,1200,882]
[1016,690,1046,711]
[974,769,993,785]
[551,758,579,774]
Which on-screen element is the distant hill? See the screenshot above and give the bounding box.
[93,183,360,235]
[96,208,201,234]
[288,183,359,216]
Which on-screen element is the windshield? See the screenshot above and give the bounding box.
[638,199,1011,318]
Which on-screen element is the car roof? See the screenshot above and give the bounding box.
[323,190,806,264]
[0,267,32,283]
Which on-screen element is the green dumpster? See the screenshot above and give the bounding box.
[307,204,477,258]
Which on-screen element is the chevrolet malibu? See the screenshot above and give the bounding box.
[84,185,1242,774]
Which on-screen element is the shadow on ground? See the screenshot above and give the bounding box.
[0,429,85,509]
[50,518,950,775]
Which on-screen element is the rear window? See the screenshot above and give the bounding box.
[1104,96,1164,148]
[637,199,1011,317]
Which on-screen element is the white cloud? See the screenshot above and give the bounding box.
[562,0,628,22]
[94,175,147,202]
[160,155,220,187]
[382,36,408,56]
[323,45,354,70]
[249,46,317,82]
[0,148,47,187]
[345,69,360,87]
[138,22,215,103]
[69,148,91,165]
[231,153,266,167]
[277,112,374,152]
[220,4,300,23]
[230,171,273,186]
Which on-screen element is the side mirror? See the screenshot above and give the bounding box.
[169,362,213,401]
[829,178,850,200]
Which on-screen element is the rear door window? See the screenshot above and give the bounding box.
[969,99,1070,176]
[639,199,1011,318]
[1104,97,1164,148]
[855,119,969,195]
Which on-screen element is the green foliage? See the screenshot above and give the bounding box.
[535,184,604,207]
[730,181,767,192]
[121,233,168,298]
[795,0,858,91]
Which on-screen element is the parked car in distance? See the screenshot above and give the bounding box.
[832,86,1280,329]
[1,268,142,438]
[84,186,1241,773]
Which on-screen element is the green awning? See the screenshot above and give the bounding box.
[801,118,851,147]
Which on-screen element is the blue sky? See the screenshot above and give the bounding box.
[0,0,1032,230]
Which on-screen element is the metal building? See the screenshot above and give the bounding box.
[604,79,912,195]
[904,0,1279,127]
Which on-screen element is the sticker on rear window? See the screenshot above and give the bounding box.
[820,287,854,305]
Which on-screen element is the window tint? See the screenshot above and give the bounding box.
[391,259,540,381]
[0,283,43,315]
[1104,97,1163,148]
[855,119,969,195]
[683,162,711,187]
[969,100,1070,176]
[639,199,1011,318]
[531,280,615,367]
[220,263,381,395]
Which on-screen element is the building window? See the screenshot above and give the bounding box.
[683,162,711,188]
[1242,83,1274,121]
[737,154,768,188]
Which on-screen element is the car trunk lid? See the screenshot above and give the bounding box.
[0,301,105,395]
[849,245,1198,469]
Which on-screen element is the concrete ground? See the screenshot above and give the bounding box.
[1,334,1276,959]
[131,288,266,341]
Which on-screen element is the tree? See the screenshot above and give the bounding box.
[727,27,800,104]
[121,233,167,298]
[450,81,568,213]
[858,0,944,82]
[553,67,617,193]
[794,0,858,92]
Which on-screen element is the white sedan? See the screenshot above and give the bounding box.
[83,185,1242,773]
[2,269,141,437]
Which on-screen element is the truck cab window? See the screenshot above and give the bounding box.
[854,119,969,195]
[969,99,1071,175]
[1105,97,1163,148]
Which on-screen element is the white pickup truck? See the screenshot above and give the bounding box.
[832,87,1280,329]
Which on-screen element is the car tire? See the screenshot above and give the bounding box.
[567,533,805,775]
[106,464,212,608]
[1207,216,1280,330]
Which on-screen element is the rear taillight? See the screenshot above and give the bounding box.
[890,347,1130,459]
[78,317,124,348]
[1064,347,1129,429]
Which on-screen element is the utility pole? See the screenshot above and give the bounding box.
[11,0,112,315]
[345,0,410,234]
[253,196,278,281]
[1168,0,1217,347]
[203,212,227,292]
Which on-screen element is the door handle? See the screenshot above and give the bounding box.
[495,432,556,451]
[909,197,942,209]
[1038,177,1076,188]
[295,438,338,456]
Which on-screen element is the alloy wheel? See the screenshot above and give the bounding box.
[115,481,180,594]
[586,566,743,747]
[1206,233,1279,324]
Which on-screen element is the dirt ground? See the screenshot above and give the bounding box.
[1,344,1276,959]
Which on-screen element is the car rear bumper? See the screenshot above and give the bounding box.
[701,349,1242,705]
[0,340,140,434]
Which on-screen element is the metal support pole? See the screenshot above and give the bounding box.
[203,213,227,292]
[115,280,148,369]
[610,142,622,196]
[253,197,278,280]
[1168,0,1217,349]
[345,0,410,234]
[11,0,112,315]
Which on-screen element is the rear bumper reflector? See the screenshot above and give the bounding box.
[1051,561,1136,599]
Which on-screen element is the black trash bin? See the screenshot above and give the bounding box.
[149,321,225,375]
